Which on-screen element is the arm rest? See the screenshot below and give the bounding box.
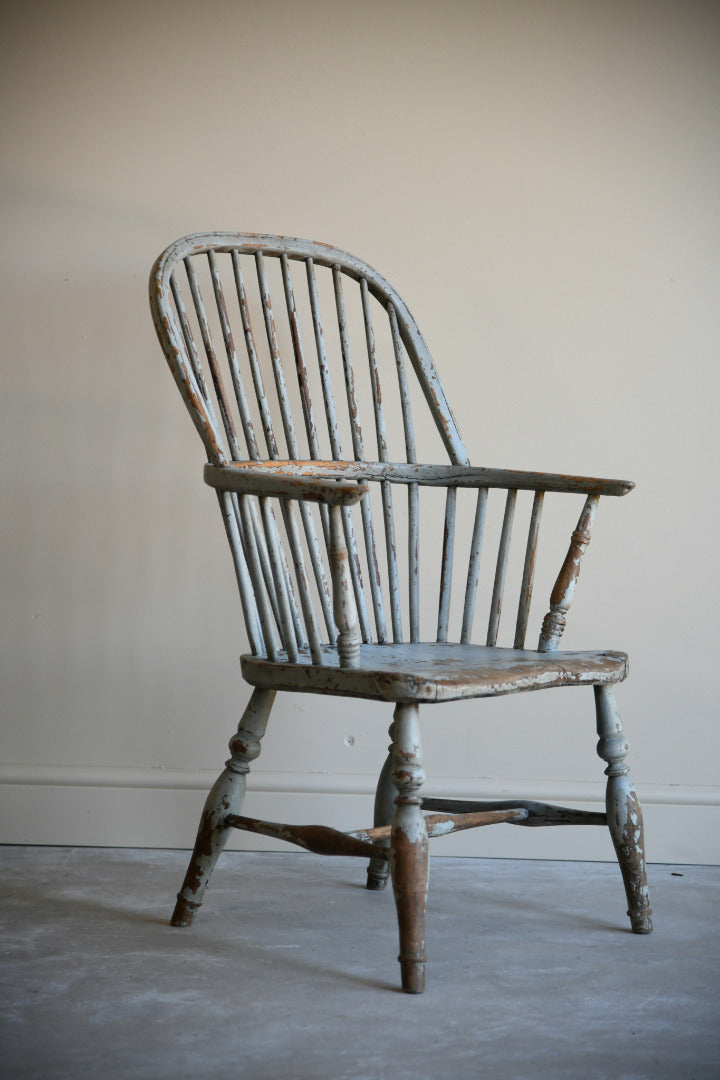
[205,459,634,497]
[403,464,635,497]
[204,462,368,506]
[205,461,365,667]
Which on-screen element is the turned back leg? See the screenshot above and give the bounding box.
[366,722,397,891]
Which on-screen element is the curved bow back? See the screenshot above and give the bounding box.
[150,232,467,470]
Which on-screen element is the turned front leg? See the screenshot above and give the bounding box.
[390,703,429,994]
[171,688,275,927]
[595,685,653,934]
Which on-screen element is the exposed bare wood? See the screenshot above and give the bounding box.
[204,464,369,505]
[306,256,342,458]
[216,491,262,655]
[366,725,395,891]
[388,300,420,640]
[280,254,336,638]
[150,231,650,995]
[279,499,322,663]
[421,797,607,827]
[514,490,545,649]
[258,497,299,661]
[224,807,530,853]
[160,232,470,461]
[233,493,281,661]
[390,703,428,993]
[461,486,488,644]
[360,276,387,461]
[595,686,653,933]
[241,643,628,702]
[352,807,529,841]
[334,269,386,640]
[408,482,420,642]
[171,689,276,927]
[169,272,223,461]
[340,502,372,644]
[225,814,384,859]
[201,458,633,497]
[362,277,402,640]
[382,479,403,642]
[538,495,599,652]
[487,489,517,646]
[437,486,457,642]
[256,251,299,458]
[184,256,245,465]
[232,251,277,458]
[328,504,361,667]
[208,250,259,458]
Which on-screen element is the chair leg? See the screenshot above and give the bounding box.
[366,721,397,891]
[594,685,653,934]
[389,703,429,993]
[171,688,276,927]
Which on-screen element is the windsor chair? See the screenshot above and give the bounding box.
[149,232,652,993]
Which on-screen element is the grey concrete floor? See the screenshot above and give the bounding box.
[1,847,718,1080]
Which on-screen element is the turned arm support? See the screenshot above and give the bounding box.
[538,494,600,652]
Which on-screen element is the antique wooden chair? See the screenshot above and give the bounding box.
[149,232,652,993]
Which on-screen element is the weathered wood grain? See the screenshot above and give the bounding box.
[390,703,428,993]
[150,231,651,994]
[595,686,653,933]
[538,495,599,652]
[240,643,628,703]
[203,458,634,496]
[171,688,276,927]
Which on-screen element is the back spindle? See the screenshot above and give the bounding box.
[159,238,476,662]
[217,490,263,656]
[329,504,361,667]
[232,251,278,458]
[305,259,370,641]
[389,301,419,641]
[437,487,457,643]
[487,489,517,646]
[278,258,336,641]
[208,251,259,460]
[460,487,488,644]
[514,491,544,649]
[362,278,402,643]
[186,254,305,655]
[334,269,387,643]
[185,256,242,461]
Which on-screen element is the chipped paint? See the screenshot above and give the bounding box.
[151,232,651,993]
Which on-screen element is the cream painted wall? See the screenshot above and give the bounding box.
[1,0,718,862]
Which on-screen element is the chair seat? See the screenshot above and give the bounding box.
[241,643,628,703]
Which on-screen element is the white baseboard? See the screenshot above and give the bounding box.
[1,765,717,864]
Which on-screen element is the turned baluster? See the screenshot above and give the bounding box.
[329,503,361,667]
[538,494,598,652]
